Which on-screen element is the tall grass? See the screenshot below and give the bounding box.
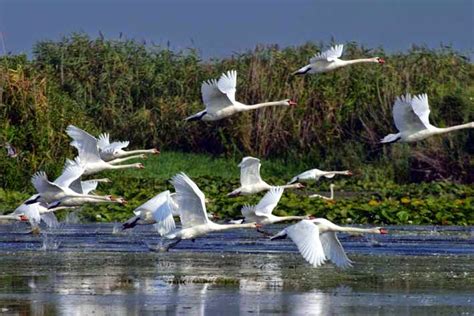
[1,34,473,191]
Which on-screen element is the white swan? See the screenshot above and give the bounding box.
[228,157,304,196]
[288,168,352,184]
[309,184,335,200]
[122,191,178,233]
[292,44,385,75]
[26,160,125,207]
[381,93,474,143]
[185,70,297,121]
[271,218,388,269]
[153,173,259,251]
[66,125,144,175]
[97,132,159,162]
[241,187,310,224]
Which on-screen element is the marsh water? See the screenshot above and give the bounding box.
[0,223,472,315]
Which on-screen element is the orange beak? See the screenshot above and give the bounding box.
[378,58,385,64]
[19,215,29,222]
[379,228,388,234]
[288,100,297,106]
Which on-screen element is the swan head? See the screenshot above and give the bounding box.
[152,148,160,154]
[346,170,353,176]
[295,183,305,189]
[112,196,127,205]
[136,163,145,169]
[374,57,385,64]
[285,99,297,107]
[19,214,29,222]
[378,228,388,234]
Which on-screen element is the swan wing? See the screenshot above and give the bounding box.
[97,133,110,150]
[81,180,99,195]
[151,192,176,236]
[320,232,353,269]
[201,77,234,114]
[103,141,130,154]
[14,203,42,225]
[32,172,64,196]
[254,186,283,216]
[40,212,60,228]
[410,93,432,128]
[310,44,344,63]
[136,191,171,213]
[239,157,263,186]
[393,94,427,133]
[217,70,237,103]
[171,173,209,228]
[66,125,102,163]
[286,220,326,268]
[69,178,83,194]
[169,192,180,216]
[54,159,84,188]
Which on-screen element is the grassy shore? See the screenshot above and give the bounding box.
[1,151,472,226]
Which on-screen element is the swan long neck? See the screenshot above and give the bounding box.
[334,226,380,234]
[216,222,257,231]
[108,155,144,165]
[280,183,302,190]
[0,214,19,220]
[339,58,377,66]
[436,122,474,134]
[278,215,307,222]
[121,149,157,155]
[108,163,141,170]
[244,100,288,111]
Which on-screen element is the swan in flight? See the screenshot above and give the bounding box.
[228,157,304,196]
[381,93,474,143]
[66,125,144,175]
[26,159,125,207]
[309,184,335,200]
[292,44,385,75]
[288,168,352,184]
[241,187,310,224]
[153,173,259,251]
[97,132,159,162]
[122,190,178,233]
[271,218,387,269]
[185,70,297,121]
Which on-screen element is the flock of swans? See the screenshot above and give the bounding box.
[2,44,473,269]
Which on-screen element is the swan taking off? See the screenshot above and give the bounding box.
[381,93,474,143]
[228,157,304,196]
[185,70,297,121]
[97,132,159,162]
[288,168,352,184]
[66,125,144,175]
[292,44,385,75]
[151,173,259,251]
[241,187,310,224]
[271,219,388,269]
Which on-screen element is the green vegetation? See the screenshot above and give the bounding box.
[1,152,472,225]
[0,34,472,225]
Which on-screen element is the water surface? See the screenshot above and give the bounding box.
[0,224,472,315]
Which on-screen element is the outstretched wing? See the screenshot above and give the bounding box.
[149,191,176,236]
[171,173,209,228]
[66,125,102,163]
[393,94,428,133]
[31,172,63,196]
[239,157,263,186]
[97,133,110,150]
[310,44,344,63]
[286,220,326,268]
[54,159,84,188]
[410,93,432,128]
[81,180,99,195]
[135,191,171,213]
[254,186,284,216]
[201,71,236,114]
[217,70,237,103]
[320,232,353,269]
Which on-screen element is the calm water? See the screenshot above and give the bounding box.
[0,223,472,315]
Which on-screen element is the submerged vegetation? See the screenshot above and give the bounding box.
[0,34,472,224]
